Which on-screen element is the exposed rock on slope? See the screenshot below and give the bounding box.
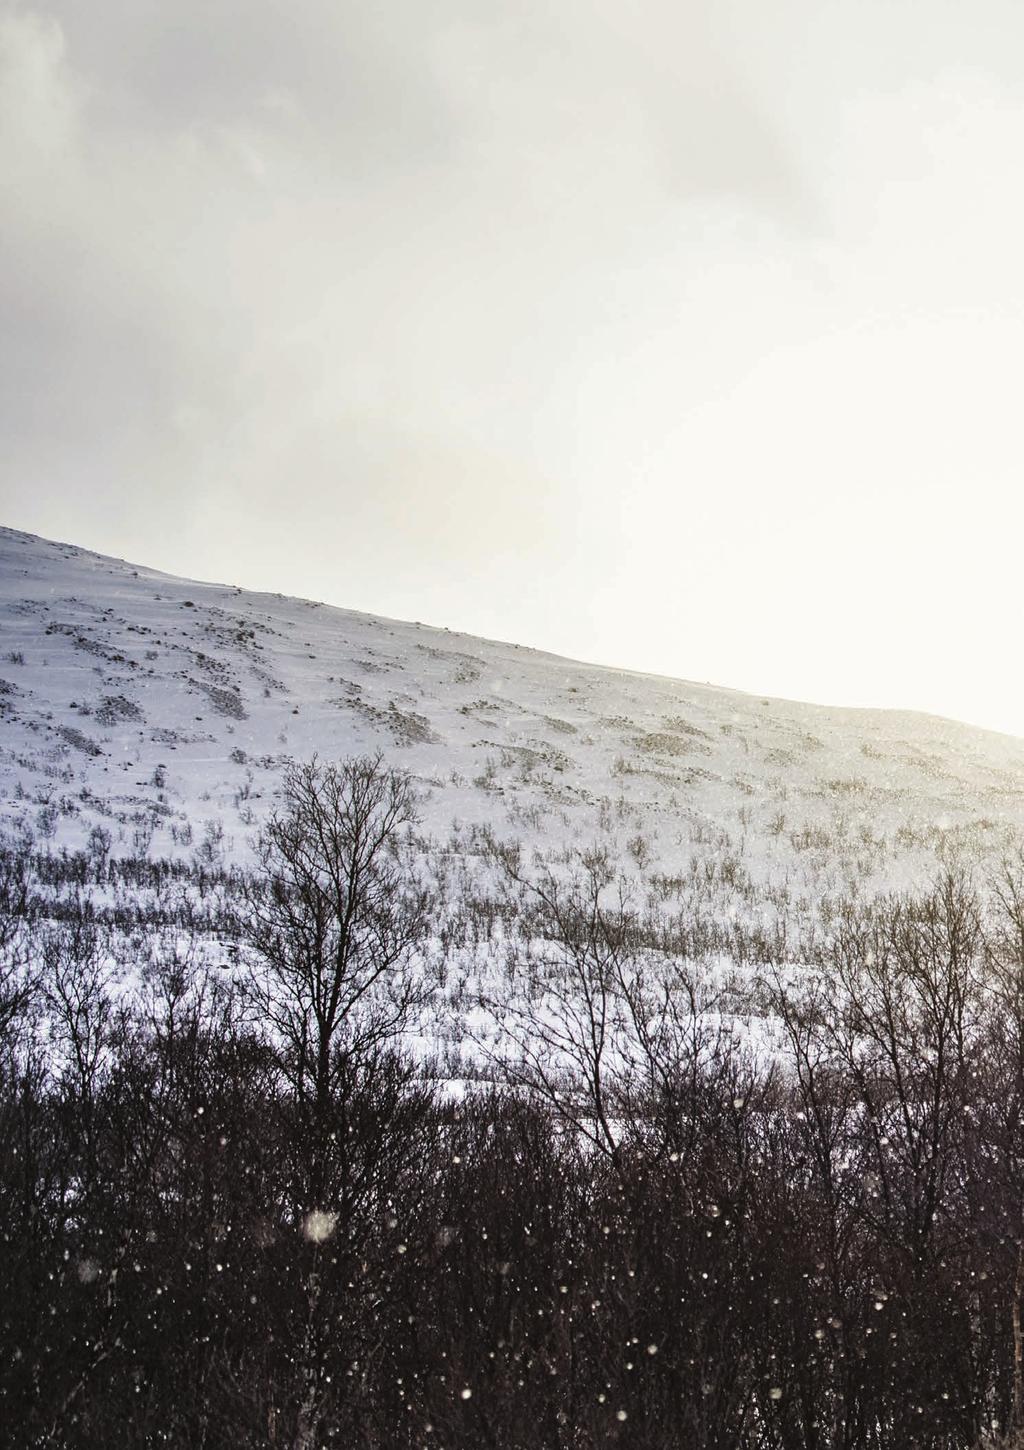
[2,524,1024,899]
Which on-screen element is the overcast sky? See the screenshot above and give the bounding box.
[2,1,1024,733]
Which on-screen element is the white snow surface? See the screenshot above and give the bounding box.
[2,522,1024,896]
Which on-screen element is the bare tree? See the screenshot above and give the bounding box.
[975,852,1024,1437]
[0,840,34,1043]
[479,843,645,1165]
[482,842,743,1185]
[241,754,433,1112]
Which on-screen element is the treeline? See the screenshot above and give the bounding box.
[0,833,242,936]
[3,758,1024,1447]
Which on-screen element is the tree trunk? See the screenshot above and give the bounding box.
[1013,1232,1024,1432]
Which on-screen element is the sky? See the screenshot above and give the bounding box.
[2,1,1024,735]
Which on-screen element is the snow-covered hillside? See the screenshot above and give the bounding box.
[2,523,1024,904]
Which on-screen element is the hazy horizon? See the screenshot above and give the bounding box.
[5,515,1022,742]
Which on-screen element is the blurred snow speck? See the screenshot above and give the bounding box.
[302,1209,338,1243]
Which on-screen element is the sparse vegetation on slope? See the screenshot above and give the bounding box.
[7,528,1024,1445]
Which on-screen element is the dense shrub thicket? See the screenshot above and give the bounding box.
[4,758,1024,1448]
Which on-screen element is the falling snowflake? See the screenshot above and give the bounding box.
[302,1209,338,1243]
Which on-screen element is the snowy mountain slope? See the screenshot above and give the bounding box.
[2,523,1024,903]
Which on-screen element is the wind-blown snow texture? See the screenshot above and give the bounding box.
[2,523,1024,895]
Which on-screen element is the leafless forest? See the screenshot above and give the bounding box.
[4,758,1024,1449]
